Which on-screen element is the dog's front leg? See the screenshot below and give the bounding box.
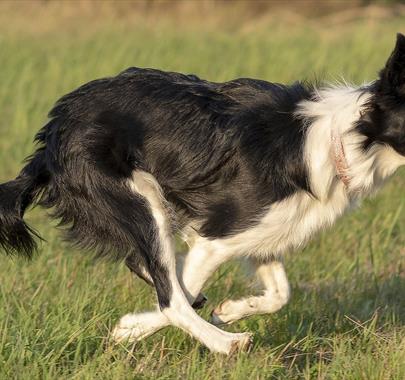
[211,260,290,325]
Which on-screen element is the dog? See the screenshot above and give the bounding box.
[1,33,405,355]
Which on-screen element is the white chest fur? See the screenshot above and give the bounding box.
[213,184,351,258]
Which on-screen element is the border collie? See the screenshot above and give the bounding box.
[1,34,405,355]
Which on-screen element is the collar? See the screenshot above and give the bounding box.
[331,129,351,189]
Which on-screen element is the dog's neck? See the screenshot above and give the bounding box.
[297,84,404,201]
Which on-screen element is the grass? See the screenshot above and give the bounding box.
[0,4,405,379]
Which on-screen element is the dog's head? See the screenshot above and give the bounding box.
[359,33,405,157]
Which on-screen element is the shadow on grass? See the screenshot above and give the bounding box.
[248,273,405,369]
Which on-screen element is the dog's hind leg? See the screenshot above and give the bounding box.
[112,172,252,354]
[211,259,290,325]
[126,249,207,309]
[113,235,233,345]
[125,254,154,286]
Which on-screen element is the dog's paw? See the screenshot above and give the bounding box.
[111,312,167,344]
[229,332,254,355]
[111,314,146,343]
[210,299,243,325]
[209,331,254,355]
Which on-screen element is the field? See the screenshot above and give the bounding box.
[0,2,404,379]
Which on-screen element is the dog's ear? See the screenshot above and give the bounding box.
[377,33,405,98]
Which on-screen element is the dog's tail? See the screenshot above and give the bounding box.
[0,151,49,258]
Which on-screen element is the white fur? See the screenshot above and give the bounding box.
[298,85,405,196]
[177,234,234,302]
[297,85,372,200]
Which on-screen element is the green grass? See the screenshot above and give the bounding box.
[0,10,405,380]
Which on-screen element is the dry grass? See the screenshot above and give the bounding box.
[1,0,405,37]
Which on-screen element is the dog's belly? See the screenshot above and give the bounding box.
[210,185,350,259]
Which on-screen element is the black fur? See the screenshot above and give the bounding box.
[48,68,314,238]
[356,33,405,155]
[35,117,172,308]
[125,254,154,287]
[0,69,315,308]
[0,153,48,257]
[39,68,315,247]
[1,34,405,309]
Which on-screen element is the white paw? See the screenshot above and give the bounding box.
[111,312,167,343]
[228,332,254,355]
[206,331,253,355]
[210,299,247,326]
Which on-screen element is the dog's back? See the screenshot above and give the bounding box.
[35,68,314,245]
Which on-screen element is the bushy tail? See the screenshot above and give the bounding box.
[0,152,48,258]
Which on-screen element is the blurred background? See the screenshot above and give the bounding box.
[0,1,404,379]
[1,0,405,169]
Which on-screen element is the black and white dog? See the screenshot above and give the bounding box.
[1,34,405,354]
